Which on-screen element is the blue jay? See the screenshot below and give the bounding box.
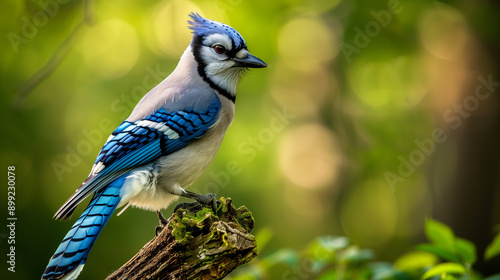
[42,13,267,280]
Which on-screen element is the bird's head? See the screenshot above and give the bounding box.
[188,13,267,101]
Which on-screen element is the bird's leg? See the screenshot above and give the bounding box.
[155,210,169,236]
[179,190,220,212]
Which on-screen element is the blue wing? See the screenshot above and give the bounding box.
[54,95,222,220]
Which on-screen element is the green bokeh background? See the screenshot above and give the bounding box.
[1,0,499,279]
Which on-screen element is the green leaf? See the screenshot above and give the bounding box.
[416,244,460,263]
[317,236,349,251]
[425,219,455,250]
[307,236,349,262]
[454,237,476,264]
[338,246,374,264]
[485,233,500,260]
[394,251,438,271]
[421,263,466,279]
[368,262,406,280]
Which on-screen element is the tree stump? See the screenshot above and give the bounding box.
[106,197,257,280]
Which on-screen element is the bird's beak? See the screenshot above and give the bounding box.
[232,53,268,68]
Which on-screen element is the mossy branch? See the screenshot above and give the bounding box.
[106,197,257,280]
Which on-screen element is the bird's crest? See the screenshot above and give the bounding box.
[188,12,246,49]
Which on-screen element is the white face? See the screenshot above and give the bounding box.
[199,33,249,95]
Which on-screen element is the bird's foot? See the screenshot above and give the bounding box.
[196,193,220,213]
[180,191,220,213]
[155,210,169,236]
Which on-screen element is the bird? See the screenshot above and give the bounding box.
[42,12,267,280]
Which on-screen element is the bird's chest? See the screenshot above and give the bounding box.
[156,129,224,187]
[156,106,233,189]
[123,129,227,212]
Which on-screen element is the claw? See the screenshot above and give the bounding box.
[155,225,164,236]
[204,193,216,211]
[179,191,219,212]
[199,193,219,212]
[155,210,169,236]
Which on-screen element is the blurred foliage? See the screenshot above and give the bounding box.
[228,219,500,280]
[1,0,499,279]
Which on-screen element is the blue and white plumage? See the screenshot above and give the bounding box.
[42,12,266,280]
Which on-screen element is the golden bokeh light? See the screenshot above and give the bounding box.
[277,15,338,70]
[418,2,469,62]
[78,19,139,79]
[348,56,427,110]
[279,123,342,190]
[418,2,476,117]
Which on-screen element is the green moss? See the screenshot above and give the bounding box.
[235,207,255,232]
[169,197,255,244]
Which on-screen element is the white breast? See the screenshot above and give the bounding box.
[119,95,235,212]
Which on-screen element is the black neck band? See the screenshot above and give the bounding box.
[191,36,236,104]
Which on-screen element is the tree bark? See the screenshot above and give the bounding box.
[106,197,257,280]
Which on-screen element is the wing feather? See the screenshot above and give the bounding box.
[54,96,221,220]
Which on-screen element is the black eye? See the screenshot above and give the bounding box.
[213,45,226,54]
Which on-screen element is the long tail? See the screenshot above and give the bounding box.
[42,175,127,280]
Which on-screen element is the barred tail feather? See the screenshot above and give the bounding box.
[42,175,127,280]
